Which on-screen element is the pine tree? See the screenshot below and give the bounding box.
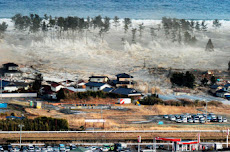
[131,28,137,44]
[150,27,155,41]
[228,61,230,71]
[205,39,214,52]
[113,16,120,30]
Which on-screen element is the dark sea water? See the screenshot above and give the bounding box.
[0,0,230,19]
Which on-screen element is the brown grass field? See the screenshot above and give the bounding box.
[23,104,230,131]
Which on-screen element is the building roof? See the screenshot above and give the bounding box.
[89,76,108,78]
[116,73,133,78]
[51,82,61,88]
[102,87,114,93]
[111,87,141,96]
[85,82,109,87]
[4,70,22,73]
[0,80,10,88]
[3,63,18,67]
[210,85,220,89]
[216,89,227,93]
[224,83,230,87]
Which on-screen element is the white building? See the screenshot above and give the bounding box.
[85,82,111,91]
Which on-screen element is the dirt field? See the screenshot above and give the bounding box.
[24,104,230,131]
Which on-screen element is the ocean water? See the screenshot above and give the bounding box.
[0,0,229,19]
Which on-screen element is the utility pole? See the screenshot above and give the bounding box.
[18,124,24,148]
[205,99,207,123]
[1,75,2,100]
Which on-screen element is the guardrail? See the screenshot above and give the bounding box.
[0,130,227,134]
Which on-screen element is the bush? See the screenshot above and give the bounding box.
[0,117,69,131]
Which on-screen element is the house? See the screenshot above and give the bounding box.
[85,82,111,91]
[66,87,86,92]
[210,85,222,94]
[224,84,230,92]
[89,76,109,83]
[3,63,19,71]
[106,87,142,99]
[40,85,57,100]
[60,80,75,87]
[113,73,134,88]
[51,82,64,92]
[0,80,30,92]
[216,89,228,98]
[4,83,18,92]
[2,63,22,77]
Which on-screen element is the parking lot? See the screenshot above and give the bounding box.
[162,113,228,124]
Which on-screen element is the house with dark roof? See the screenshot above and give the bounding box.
[103,87,142,99]
[3,63,19,71]
[2,63,22,77]
[224,83,230,92]
[216,89,228,98]
[113,73,134,88]
[210,85,222,94]
[89,76,109,83]
[85,82,111,91]
[40,85,57,100]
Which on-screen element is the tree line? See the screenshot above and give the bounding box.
[0,117,68,131]
[140,94,223,107]
[170,71,195,88]
[57,89,123,100]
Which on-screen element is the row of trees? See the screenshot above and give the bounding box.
[0,117,68,131]
[0,22,8,38]
[170,71,195,88]
[9,14,222,46]
[140,95,223,107]
[57,89,122,100]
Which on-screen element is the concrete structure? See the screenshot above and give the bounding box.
[0,93,37,98]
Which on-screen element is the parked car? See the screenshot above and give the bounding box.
[35,146,41,152]
[188,118,193,123]
[71,145,77,150]
[0,145,3,151]
[59,144,65,151]
[176,119,182,123]
[28,145,34,151]
[182,117,187,123]
[47,146,53,151]
[53,146,59,152]
[194,118,199,123]
[65,146,70,151]
[170,116,176,121]
[8,145,13,151]
[163,115,169,119]
[223,118,227,123]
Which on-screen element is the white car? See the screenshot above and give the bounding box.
[0,145,4,151]
[182,118,187,123]
[47,146,53,151]
[101,147,109,151]
[90,146,98,150]
[176,119,182,123]
[170,117,176,121]
[194,118,199,123]
[28,145,34,151]
[223,118,227,123]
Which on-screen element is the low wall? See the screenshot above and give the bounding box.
[0,93,37,98]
